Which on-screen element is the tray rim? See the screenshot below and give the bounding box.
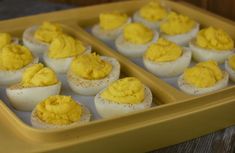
[2,23,235,136]
[0,0,234,30]
[1,0,235,152]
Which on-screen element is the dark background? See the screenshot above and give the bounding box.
[0,0,234,21]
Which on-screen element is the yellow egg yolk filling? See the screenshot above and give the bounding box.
[160,12,196,35]
[99,12,128,30]
[228,55,235,70]
[36,95,82,125]
[101,77,144,104]
[70,53,112,80]
[183,60,223,88]
[0,44,33,70]
[34,21,63,43]
[124,23,154,44]
[145,38,182,62]
[21,63,58,87]
[139,1,168,22]
[48,34,86,59]
[196,27,234,50]
[0,33,12,49]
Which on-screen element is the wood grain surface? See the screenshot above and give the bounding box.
[0,0,235,153]
[152,127,235,153]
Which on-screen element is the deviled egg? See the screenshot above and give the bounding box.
[190,26,234,64]
[67,53,120,96]
[0,44,38,86]
[0,32,19,49]
[94,77,152,118]
[178,60,229,95]
[43,34,91,73]
[160,12,199,46]
[115,23,159,58]
[31,95,91,129]
[225,54,235,82]
[133,1,169,30]
[6,63,61,111]
[23,21,63,56]
[143,38,192,77]
[91,12,131,42]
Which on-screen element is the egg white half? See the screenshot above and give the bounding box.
[67,56,120,96]
[177,72,229,95]
[225,57,235,82]
[91,18,132,42]
[6,82,61,111]
[43,45,91,74]
[0,57,39,86]
[143,47,192,77]
[94,85,152,118]
[23,25,49,56]
[31,103,91,129]
[190,40,234,64]
[161,23,199,46]
[115,31,159,58]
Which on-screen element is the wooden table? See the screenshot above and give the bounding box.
[0,0,235,152]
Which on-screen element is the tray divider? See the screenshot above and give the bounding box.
[65,23,192,104]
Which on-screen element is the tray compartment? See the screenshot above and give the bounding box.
[1,86,235,153]
[0,24,176,127]
[80,0,235,96]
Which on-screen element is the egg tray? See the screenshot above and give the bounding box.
[84,1,235,95]
[1,0,235,153]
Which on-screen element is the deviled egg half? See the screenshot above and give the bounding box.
[190,26,234,64]
[43,34,91,73]
[160,12,199,46]
[23,21,63,56]
[91,12,131,42]
[6,63,61,111]
[225,54,235,82]
[143,38,192,77]
[94,77,152,118]
[31,95,91,129]
[0,44,39,86]
[178,60,229,95]
[67,53,120,96]
[0,32,19,49]
[133,1,169,30]
[115,23,159,58]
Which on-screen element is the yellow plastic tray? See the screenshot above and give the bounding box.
[1,0,235,153]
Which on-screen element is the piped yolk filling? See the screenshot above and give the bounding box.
[36,95,82,125]
[160,12,196,35]
[70,53,112,80]
[139,1,168,21]
[183,60,223,88]
[101,77,145,104]
[48,34,86,59]
[21,63,58,87]
[124,23,154,44]
[145,38,182,62]
[0,44,33,70]
[99,12,128,30]
[34,21,63,43]
[196,26,234,50]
